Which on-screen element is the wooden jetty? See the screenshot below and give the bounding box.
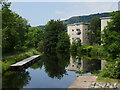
[11,55,40,70]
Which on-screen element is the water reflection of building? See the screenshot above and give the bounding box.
[67,56,80,71]
[68,56,101,73]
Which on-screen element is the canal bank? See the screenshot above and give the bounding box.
[69,76,120,88]
[2,49,41,73]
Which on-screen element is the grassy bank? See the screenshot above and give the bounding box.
[92,73,120,83]
[2,48,41,73]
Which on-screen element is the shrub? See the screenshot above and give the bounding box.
[90,45,108,57]
[70,42,77,52]
[99,58,120,79]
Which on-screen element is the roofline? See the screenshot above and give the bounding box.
[67,23,89,26]
[100,17,111,19]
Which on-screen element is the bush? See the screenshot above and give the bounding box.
[70,41,77,52]
[90,45,108,56]
[99,58,120,79]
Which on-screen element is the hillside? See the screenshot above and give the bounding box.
[37,12,114,28]
[63,12,111,24]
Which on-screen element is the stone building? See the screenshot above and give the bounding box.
[118,1,120,11]
[67,23,89,45]
[101,17,111,32]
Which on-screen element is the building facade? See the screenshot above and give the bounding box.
[101,17,111,31]
[118,1,120,11]
[67,23,89,45]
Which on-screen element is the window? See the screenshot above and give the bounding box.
[76,29,80,31]
[77,32,81,35]
[76,38,81,42]
[76,24,80,26]
[72,29,74,31]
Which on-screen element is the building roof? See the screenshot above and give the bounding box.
[67,23,89,26]
[100,17,111,20]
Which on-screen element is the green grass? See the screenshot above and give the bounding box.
[92,73,120,83]
[96,76,120,83]
[2,48,41,73]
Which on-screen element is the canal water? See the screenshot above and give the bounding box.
[2,52,102,88]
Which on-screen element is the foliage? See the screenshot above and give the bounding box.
[102,11,120,59]
[90,45,108,57]
[2,49,41,73]
[56,32,70,51]
[99,58,120,79]
[93,73,120,83]
[70,39,77,52]
[63,12,110,24]
[25,27,43,48]
[37,40,44,53]
[2,2,30,53]
[44,20,69,52]
[70,39,81,52]
[88,17,101,45]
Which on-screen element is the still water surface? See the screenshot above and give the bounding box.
[2,52,101,88]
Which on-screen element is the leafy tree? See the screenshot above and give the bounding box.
[25,27,43,48]
[44,20,66,52]
[88,17,101,45]
[37,40,44,53]
[70,39,81,52]
[70,39,77,52]
[102,11,120,59]
[56,32,70,51]
[2,2,29,53]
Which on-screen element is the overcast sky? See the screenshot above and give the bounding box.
[9,1,119,26]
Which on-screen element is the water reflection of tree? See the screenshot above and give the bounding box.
[43,52,70,80]
[30,58,44,69]
[81,57,101,73]
[2,70,31,88]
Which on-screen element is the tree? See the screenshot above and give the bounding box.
[44,20,66,52]
[56,32,70,51]
[25,27,43,48]
[2,2,29,53]
[88,17,101,45]
[102,11,120,59]
[70,39,77,52]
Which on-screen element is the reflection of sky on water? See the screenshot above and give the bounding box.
[24,66,79,88]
